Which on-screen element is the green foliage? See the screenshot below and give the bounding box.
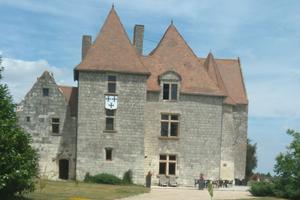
[272,129,300,200]
[246,139,257,180]
[207,181,213,200]
[122,170,133,185]
[249,181,274,196]
[0,64,39,197]
[250,129,300,200]
[84,173,122,185]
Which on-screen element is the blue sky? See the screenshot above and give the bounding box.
[0,0,300,174]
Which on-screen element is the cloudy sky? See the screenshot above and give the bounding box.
[0,0,300,174]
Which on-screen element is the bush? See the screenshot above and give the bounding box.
[122,170,133,185]
[84,173,122,185]
[249,181,274,196]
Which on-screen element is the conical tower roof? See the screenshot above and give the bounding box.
[75,7,149,76]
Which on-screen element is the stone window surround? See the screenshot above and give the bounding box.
[104,109,116,132]
[159,71,181,102]
[105,147,113,161]
[159,113,180,138]
[51,117,60,135]
[107,74,117,94]
[159,154,177,176]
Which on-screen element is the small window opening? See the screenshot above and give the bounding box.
[26,116,30,122]
[43,88,49,96]
[105,109,115,131]
[52,118,60,134]
[162,83,178,100]
[105,148,113,161]
[107,75,116,93]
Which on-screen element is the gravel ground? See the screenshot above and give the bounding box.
[120,186,256,200]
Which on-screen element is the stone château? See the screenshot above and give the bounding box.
[17,7,248,186]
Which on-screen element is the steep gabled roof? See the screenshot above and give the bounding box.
[204,53,235,105]
[200,57,248,105]
[58,86,78,117]
[143,24,225,96]
[75,7,149,78]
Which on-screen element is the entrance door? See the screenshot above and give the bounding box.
[59,159,69,180]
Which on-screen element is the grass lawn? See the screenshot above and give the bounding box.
[237,198,286,200]
[15,180,149,200]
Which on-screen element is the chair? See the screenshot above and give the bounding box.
[169,176,177,187]
[159,175,168,187]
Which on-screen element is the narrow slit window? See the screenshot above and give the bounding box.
[107,75,116,93]
[105,148,112,161]
[105,109,115,131]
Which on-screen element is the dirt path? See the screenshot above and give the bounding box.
[120,187,255,200]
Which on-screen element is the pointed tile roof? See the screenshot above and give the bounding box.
[75,7,149,78]
[143,24,225,96]
[204,53,235,105]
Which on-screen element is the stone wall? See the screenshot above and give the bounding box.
[17,72,77,180]
[76,72,148,184]
[233,105,248,179]
[144,92,224,186]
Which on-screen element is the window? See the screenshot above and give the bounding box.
[43,88,49,96]
[105,109,115,131]
[105,148,113,161]
[26,116,30,122]
[52,118,60,134]
[107,75,116,93]
[39,117,44,123]
[159,154,177,175]
[160,114,179,137]
[162,83,178,100]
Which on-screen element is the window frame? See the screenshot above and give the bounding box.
[159,154,177,176]
[160,113,180,138]
[51,118,60,134]
[105,148,113,161]
[105,109,116,131]
[42,88,49,97]
[107,75,117,94]
[162,82,178,101]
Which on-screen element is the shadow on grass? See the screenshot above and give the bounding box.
[4,196,32,200]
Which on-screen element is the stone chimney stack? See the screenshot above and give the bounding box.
[133,25,144,55]
[82,35,92,60]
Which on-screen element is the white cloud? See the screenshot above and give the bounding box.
[1,57,75,103]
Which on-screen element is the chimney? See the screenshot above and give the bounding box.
[82,35,92,60]
[133,25,144,55]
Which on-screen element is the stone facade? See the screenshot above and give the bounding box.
[17,7,248,186]
[17,71,76,180]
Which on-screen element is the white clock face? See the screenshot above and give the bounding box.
[105,95,118,110]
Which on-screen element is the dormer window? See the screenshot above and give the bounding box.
[159,71,181,101]
[163,83,178,100]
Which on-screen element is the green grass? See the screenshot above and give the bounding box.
[16,180,149,200]
[237,198,287,200]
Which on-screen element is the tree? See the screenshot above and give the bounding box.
[0,57,39,197]
[273,129,300,199]
[246,139,257,180]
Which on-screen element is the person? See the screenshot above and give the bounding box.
[198,173,205,190]
[146,171,152,188]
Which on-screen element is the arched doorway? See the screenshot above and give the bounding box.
[59,159,69,180]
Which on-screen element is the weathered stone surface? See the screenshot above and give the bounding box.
[17,71,76,179]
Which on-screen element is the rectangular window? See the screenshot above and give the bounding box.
[159,154,177,175]
[52,118,60,134]
[26,116,30,122]
[43,88,49,96]
[105,109,115,131]
[107,75,116,93]
[105,148,112,161]
[162,83,178,100]
[160,114,179,137]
